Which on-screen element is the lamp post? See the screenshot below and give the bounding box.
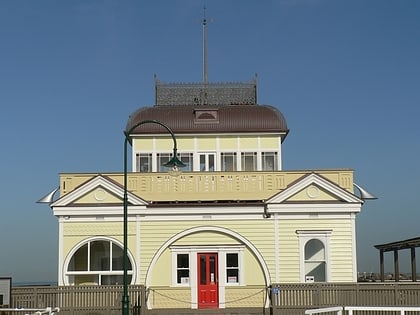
[122,119,185,315]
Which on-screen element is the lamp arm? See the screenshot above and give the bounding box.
[125,119,179,151]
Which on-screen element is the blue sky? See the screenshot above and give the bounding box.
[0,0,419,283]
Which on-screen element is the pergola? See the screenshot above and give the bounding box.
[375,236,420,282]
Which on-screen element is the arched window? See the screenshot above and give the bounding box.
[296,230,331,282]
[304,239,326,282]
[65,239,133,285]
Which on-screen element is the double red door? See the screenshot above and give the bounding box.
[197,253,218,308]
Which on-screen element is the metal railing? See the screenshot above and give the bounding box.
[305,306,420,315]
[0,307,59,315]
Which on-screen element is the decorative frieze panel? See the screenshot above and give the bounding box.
[155,80,257,106]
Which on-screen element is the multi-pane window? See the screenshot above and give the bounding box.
[199,153,215,171]
[157,153,172,172]
[221,152,237,171]
[241,152,257,171]
[176,254,190,284]
[304,239,326,282]
[226,253,239,283]
[136,153,152,172]
[262,152,278,171]
[178,153,193,172]
[66,239,133,285]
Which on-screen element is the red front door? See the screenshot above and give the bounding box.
[197,253,218,308]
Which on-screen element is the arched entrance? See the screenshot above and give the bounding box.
[145,226,271,309]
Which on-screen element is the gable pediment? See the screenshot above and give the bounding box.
[52,175,148,207]
[267,173,362,204]
[73,186,122,204]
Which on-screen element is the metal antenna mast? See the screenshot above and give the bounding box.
[202,5,208,85]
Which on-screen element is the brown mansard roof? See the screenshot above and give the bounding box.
[126,104,288,138]
[125,80,288,139]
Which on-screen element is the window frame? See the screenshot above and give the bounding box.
[64,237,135,286]
[262,152,278,171]
[221,152,237,171]
[135,153,153,172]
[225,253,240,284]
[177,152,193,172]
[170,246,244,287]
[157,153,173,172]
[241,152,257,171]
[296,230,332,283]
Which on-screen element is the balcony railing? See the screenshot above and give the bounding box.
[59,169,354,202]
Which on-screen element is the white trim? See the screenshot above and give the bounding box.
[169,247,244,309]
[274,213,280,282]
[139,205,264,216]
[145,226,271,309]
[351,214,357,281]
[297,230,332,283]
[51,175,148,208]
[257,136,261,171]
[267,173,362,204]
[170,246,244,284]
[278,136,282,170]
[58,217,64,285]
[136,215,141,284]
[268,203,362,214]
[62,236,136,286]
[236,137,241,171]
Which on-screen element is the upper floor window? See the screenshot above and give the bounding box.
[178,153,193,172]
[262,152,278,171]
[241,152,257,171]
[157,153,172,172]
[136,153,152,172]
[199,153,216,171]
[221,152,237,171]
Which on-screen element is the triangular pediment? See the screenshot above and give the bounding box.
[74,186,122,204]
[52,175,148,207]
[267,173,362,204]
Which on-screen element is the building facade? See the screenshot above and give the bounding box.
[49,80,365,310]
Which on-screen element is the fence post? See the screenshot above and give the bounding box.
[140,286,147,315]
[313,284,320,307]
[269,285,280,315]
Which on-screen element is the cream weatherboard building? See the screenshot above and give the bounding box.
[48,80,367,310]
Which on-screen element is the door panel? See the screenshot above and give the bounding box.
[197,253,218,308]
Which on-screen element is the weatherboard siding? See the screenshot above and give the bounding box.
[60,213,355,285]
[133,134,280,152]
[139,218,275,285]
[277,218,355,282]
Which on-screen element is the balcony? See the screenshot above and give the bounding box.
[59,169,354,202]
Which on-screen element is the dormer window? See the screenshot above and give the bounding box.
[194,108,219,124]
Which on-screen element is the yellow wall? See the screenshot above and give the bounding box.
[278,218,354,282]
[61,214,355,285]
[132,135,281,153]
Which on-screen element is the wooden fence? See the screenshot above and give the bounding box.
[7,283,420,315]
[9,285,144,315]
[272,283,420,315]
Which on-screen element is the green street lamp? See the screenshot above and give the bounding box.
[122,119,185,315]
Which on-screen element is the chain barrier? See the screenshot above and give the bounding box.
[149,287,267,306]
